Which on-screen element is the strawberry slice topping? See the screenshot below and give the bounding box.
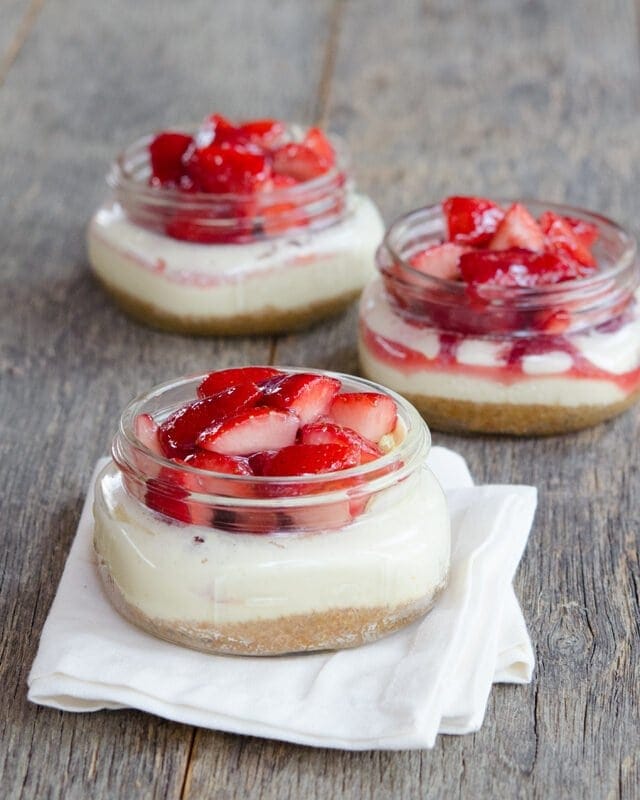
[443,196,505,246]
[409,243,467,280]
[489,203,545,251]
[185,143,271,194]
[329,393,397,442]
[263,373,341,425]
[134,413,162,455]
[149,132,194,186]
[197,366,282,398]
[299,421,381,463]
[158,383,262,458]
[562,215,599,248]
[539,211,596,268]
[198,407,299,456]
[250,443,360,477]
[145,470,193,524]
[459,249,590,287]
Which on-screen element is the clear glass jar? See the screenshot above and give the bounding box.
[87,127,384,335]
[359,201,640,435]
[93,369,450,656]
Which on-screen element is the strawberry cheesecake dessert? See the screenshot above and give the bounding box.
[359,196,640,435]
[88,113,383,335]
[93,366,450,655]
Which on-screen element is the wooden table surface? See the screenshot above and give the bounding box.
[2,1,639,797]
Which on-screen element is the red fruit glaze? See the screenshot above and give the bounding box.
[263,373,341,425]
[329,393,397,442]
[443,196,505,246]
[459,248,589,287]
[149,132,194,186]
[197,366,282,398]
[158,383,262,458]
[539,211,596,268]
[489,203,545,251]
[198,407,299,456]
[251,443,360,477]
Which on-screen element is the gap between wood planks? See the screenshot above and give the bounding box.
[177,5,346,792]
[0,0,45,87]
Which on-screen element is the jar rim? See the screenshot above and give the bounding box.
[113,367,430,505]
[381,199,638,303]
[107,126,351,205]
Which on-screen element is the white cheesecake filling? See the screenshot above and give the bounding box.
[88,195,384,319]
[93,463,450,626]
[359,279,639,407]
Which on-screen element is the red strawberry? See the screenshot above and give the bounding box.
[442,196,505,246]
[329,393,397,442]
[302,127,335,167]
[459,248,589,287]
[158,383,262,458]
[145,470,192,524]
[539,211,596,267]
[182,450,254,498]
[149,132,193,186]
[272,143,329,182]
[489,203,545,251]
[263,374,341,425]
[134,413,162,455]
[252,443,360,477]
[185,143,271,194]
[197,366,282,398]
[562,215,599,248]
[198,407,299,456]
[409,243,467,280]
[236,118,286,147]
[299,421,381,463]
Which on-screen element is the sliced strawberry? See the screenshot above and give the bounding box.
[329,393,397,443]
[442,196,505,246]
[197,366,282,398]
[459,248,590,287]
[409,243,467,280]
[185,143,271,194]
[184,450,253,475]
[263,373,341,425]
[236,118,286,147]
[272,143,329,182]
[539,211,596,267]
[562,215,599,248]
[198,407,299,456]
[149,132,193,186]
[182,450,254,498]
[302,127,335,167]
[145,471,192,524]
[158,383,262,458]
[299,421,381,463]
[252,443,360,477]
[489,203,545,251]
[134,413,162,454]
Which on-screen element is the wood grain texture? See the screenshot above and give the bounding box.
[1,0,640,798]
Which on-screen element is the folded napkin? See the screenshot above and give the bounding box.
[28,448,537,750]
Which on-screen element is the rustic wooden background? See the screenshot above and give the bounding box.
[2,0,639,797]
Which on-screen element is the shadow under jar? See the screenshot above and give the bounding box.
[93,370,450,656]
[87,126,384,336]
[358,202,640,435]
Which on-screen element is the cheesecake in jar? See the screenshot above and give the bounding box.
[93,366,450,655]
[359,197,640,435]
[88,114,384,335]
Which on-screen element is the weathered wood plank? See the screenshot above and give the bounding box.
[0,0,42,85]
[0,1,334,798]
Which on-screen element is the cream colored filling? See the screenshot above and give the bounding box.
[93,464,450,626]
[88,195,384,318]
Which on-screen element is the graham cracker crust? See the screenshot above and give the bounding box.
[94,275,360,336]
[396,388,640,436]
[97,558,446,656]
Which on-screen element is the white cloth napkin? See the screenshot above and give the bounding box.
[28,448,537,750]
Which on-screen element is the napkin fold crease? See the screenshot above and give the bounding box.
[28,447,536,750]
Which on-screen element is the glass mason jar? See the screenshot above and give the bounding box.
[87,127,384,335]
[93,369,450,656]
[358,201,640,435]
